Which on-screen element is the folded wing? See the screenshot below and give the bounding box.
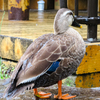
[16,39,64,86]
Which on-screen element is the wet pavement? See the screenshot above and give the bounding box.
[1,79,100,100]
[0,10,100,40]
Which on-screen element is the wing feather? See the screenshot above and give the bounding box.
[16,39,66,86]
[6,34,70,87]
[10,35,50,81]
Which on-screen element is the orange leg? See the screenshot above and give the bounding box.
[54,80,76,99]
[33,88,52,99]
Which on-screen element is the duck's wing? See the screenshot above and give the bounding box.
[16,39,67,86]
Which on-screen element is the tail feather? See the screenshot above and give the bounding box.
[3,82,34,100]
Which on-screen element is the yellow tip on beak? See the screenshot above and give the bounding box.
[80,25,82,28]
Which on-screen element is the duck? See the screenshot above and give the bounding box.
[4,8,85,100]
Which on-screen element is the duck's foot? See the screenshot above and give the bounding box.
[33,89,52,99]
[54,80,76,99]
[54,93,76,99]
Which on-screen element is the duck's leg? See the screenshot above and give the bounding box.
[33,88,52,99]
[54,80,76,99]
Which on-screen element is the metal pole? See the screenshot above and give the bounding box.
[60,0,67,8]
[8,0,30,20]
[75,0,78,16]
[87,0,98,40]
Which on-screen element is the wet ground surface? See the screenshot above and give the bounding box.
[0,10,100,40]
[1,79,100,100]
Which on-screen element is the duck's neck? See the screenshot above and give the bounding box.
[54,18,69,35]
[54,25,69,35]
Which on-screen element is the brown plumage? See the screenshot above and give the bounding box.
[4,8,85,99]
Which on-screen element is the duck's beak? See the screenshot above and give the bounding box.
[71,19,82,28]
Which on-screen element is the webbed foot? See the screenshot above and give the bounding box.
[54,93,76,99]
[33,89,52,99]
[54,80,76,99]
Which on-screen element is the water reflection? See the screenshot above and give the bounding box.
[38,11,44,22]
[0,11,100,40]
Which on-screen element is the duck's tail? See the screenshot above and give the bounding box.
[3,79,34,100]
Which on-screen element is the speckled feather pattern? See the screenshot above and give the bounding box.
[4,8,85,99]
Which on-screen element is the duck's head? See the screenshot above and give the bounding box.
[54,8,81,34]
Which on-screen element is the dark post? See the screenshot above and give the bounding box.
[75,0,78,16]
[60,0,67,8]
[87,0,98,40]
[8,0,30,20]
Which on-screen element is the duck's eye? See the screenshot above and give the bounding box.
[68,12,73,15]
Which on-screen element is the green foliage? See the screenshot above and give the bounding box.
[62,76,76,87]
[0,58,14,79]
